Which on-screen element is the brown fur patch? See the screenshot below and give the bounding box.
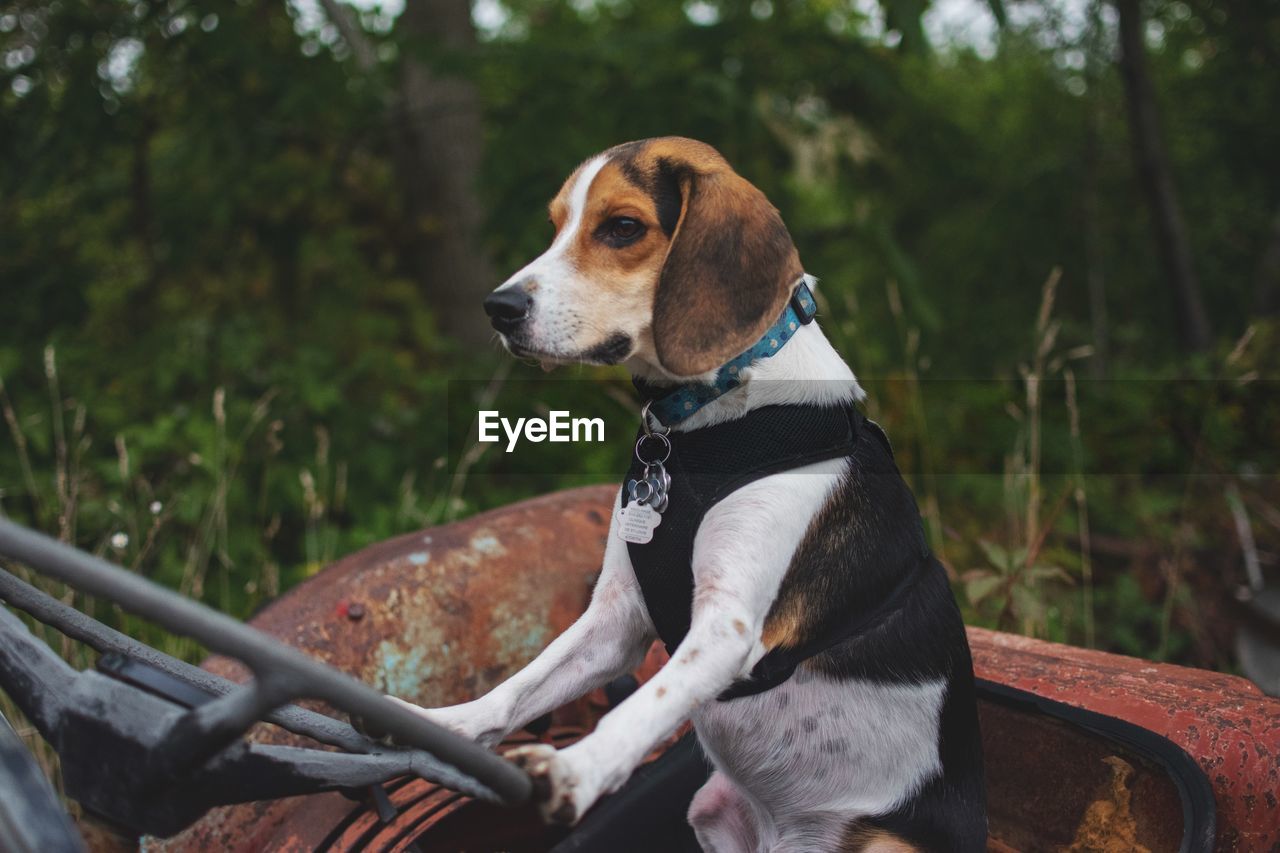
[760,606,805,650]
[841,823,923,853]
[563,160,670,297]
[548,161,585,232]
[758,477,853,654]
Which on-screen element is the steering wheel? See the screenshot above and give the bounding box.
[0,517,531,841]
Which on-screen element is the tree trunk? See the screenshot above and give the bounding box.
[1083,1,1109,377]
[1083,103,1110,377]
[318,0,494,344]
[1254,205,1280,316]
[1115,0,1212,352]
[392,0,494,344]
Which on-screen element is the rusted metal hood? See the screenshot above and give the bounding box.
[154,485,1278,852]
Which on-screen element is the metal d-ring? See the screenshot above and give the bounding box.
[634,431,671,467]
[639,400,670,439]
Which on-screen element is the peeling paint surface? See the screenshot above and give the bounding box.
[469,533,505,556]
[152,486,615,852]
[373,640,436,699]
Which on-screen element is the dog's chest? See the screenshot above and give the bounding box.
[618,404,861,655]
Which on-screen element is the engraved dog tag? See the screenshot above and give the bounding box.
[617,502,662,544]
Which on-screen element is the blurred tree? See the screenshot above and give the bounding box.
[1258,209,1280,316]
[318,0,494,344]
[882,0,931,53]
[393,0,494,344]
[1115,0,1210,350]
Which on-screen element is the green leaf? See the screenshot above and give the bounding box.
[1011,585,1047,626]
[965,572,1003,605]
[1027,563,1072,585]
[977,539,1010,571]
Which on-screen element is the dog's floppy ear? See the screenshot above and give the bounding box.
[651,156,802,377]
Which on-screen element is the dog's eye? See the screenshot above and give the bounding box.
[610,218,642,239]
[599,217,646,246]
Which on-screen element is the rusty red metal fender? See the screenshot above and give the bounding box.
[970,628,1279,850]
[153,486,1279,852]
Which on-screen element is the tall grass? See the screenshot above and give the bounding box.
[1,349,95,803]
[944,270,1096,637]
[0,347,511,800]
[1065,368,1096,647]
[884,279,951,572]
[0,352,397,799]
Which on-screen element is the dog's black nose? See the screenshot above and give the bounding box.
[483,286,532,334]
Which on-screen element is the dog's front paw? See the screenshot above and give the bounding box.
[382,696,506,749]
[506,743,598,825]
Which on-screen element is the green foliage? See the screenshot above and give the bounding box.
[1,0,1277,676]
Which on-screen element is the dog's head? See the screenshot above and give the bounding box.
[484,137,803,378]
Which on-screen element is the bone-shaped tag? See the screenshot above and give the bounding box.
[626,461,671,514]
[617,502,662,544]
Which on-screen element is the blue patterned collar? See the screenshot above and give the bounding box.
[635,280,818,427]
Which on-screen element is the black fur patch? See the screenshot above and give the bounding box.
[613,143,648,187]
[652,158,684,237]
[582,332,632,364]
[608,139,647,171]
[611,144,684,237]
[765,430,935,678]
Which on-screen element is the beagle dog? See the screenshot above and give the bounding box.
[394,137,986,852]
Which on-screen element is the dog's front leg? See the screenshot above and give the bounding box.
[392,504,654,748]
[507,593,758,823]
[506,468,831,824]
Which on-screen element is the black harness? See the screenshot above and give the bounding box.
[619,401,921,700]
